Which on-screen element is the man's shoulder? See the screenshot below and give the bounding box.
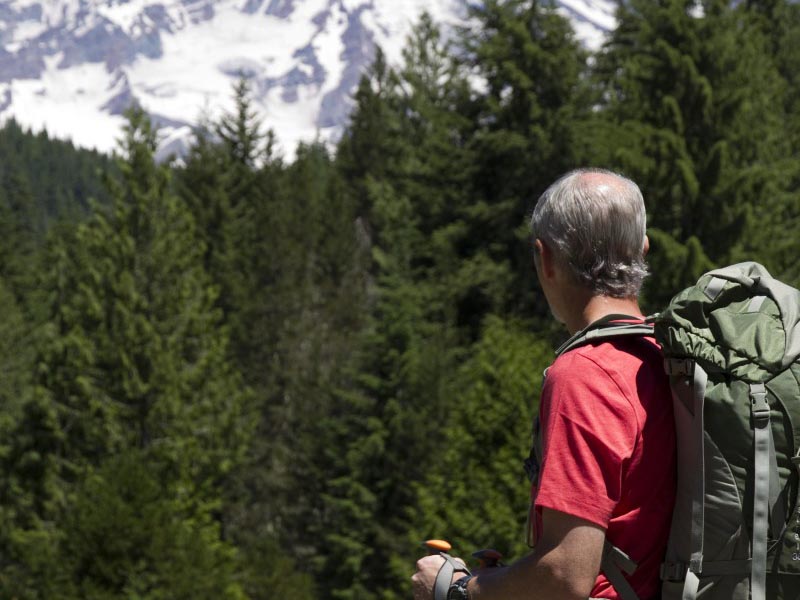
[546,335,669,417]
[552,335,661,374]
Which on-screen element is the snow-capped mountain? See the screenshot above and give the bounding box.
[0,0,616,158]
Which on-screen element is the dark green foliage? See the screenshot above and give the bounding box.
[0,167,44,313]
[1,4,799,599]
[63,451,244,600]
[733,0,800,286]
[594,0,797,305]
[0,279,50,599]
[36,107,250,482]
[410,317,552,576]
[1,107,251,598]
[0,278,33,415]
[234,536,316,600]
[316,15,480,598]
[462,0,591,320]
[178,82,366,599]
[0,119,112,222]
[0,121,113,330]
[177,78,284,368]
[224,141,366,597]
[337,47,405,219]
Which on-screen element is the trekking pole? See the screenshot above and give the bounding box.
[423,540,472,600]
[472,548,504,569]
[425,539,453,555]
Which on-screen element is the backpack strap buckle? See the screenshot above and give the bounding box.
[664,358,695,376]
[750,383,770,425]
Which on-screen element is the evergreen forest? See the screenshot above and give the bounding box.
[1,1,799,598]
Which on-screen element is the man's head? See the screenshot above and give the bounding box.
[529,168,649,299]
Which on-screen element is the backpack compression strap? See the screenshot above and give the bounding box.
[750,382,783,600]
[662,365,783,600]
[601,541,640,600]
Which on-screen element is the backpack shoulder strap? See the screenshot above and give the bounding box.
[551,314,654,600]
[555,314,654,357]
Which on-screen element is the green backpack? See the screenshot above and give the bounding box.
[526,262,800,600]
[655,262,800,600]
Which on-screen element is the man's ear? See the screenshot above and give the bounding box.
[643,235,650,258]
[534,238,555,279]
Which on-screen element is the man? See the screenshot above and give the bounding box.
[412,169,676,600]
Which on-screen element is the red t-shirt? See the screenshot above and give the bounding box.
[531,336,676,600]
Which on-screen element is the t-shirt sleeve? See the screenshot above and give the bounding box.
[534,351,639,529]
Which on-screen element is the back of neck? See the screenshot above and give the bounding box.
[566,295,643,335]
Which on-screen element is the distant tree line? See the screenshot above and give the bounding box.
[0,1,798,598]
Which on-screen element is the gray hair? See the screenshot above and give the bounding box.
[529,168,649,298]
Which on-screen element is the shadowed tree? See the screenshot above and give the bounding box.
[2,107,252,598]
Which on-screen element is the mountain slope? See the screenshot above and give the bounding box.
[0,0,616,157]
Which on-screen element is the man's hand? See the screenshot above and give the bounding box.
[414,510,605,600]
[411,554,467,600]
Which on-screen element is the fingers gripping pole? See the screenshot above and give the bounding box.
[425,541,471,600]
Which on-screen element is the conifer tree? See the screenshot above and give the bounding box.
[409,317,551,587]
[39,107,250,478]
[0,169,42,307]
[337,47,406,221]
[178,124,232,277]
[318,46,410,600]
[735,0,800,285]
[0,276,46,598]
[179,79,288,377]
[225,142,365,600]
[0,119,111,222]
[178,78,280,326]
[319,16,485,598]
[6,107,251,598]
[178,82,334,600]
[595,0,793,305]
[461,0,590,320]
[0,277,32,420]
[212,76,280,332]
[178,78,365,598]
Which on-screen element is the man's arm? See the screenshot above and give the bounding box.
[412,508,605,600]
[467,508,605,599]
